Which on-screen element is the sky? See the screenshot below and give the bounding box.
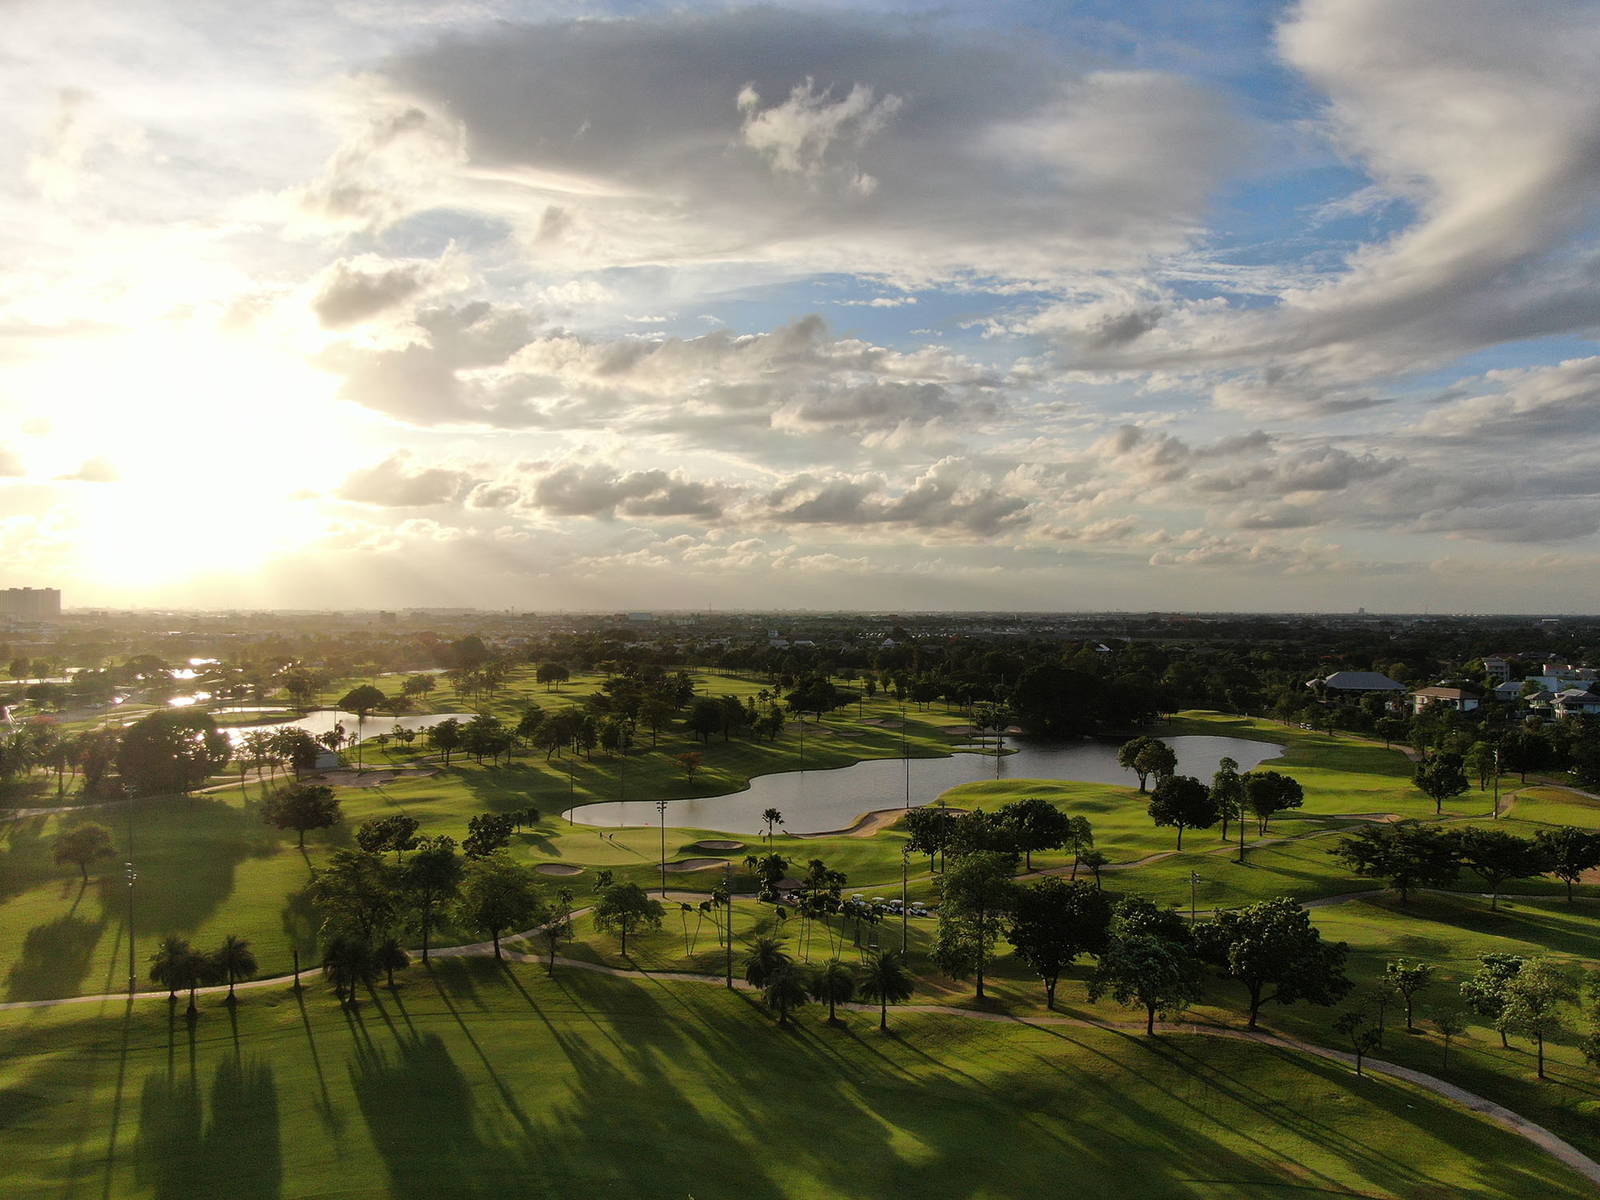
[3,0,1600,613]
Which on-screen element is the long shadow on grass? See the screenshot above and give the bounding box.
[136,1054,281,1200]
[5,911,105,1001]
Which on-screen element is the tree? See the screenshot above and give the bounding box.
[1242,771,1304,835]
[1333,1010,1381,1077]
[1500,730,1553,783]
[932,851,1017,1000]
[536,662,570,691]
[761,807,785,846]
[1133,741,1178,793]
[1384,959,1433,1031]
[401,836,464,962]
[1009,664,1101,737]
[149,934,205,1008]
[1455,828,1551,910]
[374,937,411,989]
[428,718,463,766]
[117,709,231,796]
[1194,898,1351,1029]
[675,752,703,783]
[1534,827,1600,901]
[1008,877,1112,1009]
[463,811,516,859]
[262,784,341,848]
[458,853,547,959]
[210,935,257,1004]
[594,882,665,957]
[1147,776,1216,850]
[857,950,916,1032]
[904,803,958,872]
[1332,822,1460,903]
[1461,953,1526,1049]
[53,822,115,881]
[743,936,791,988]
[687,698,723,744]
[542,887,575,973]
[762,964,810,1027]
[1499,958,1576,1078]
[1374,717,1409,749]
[808,958,856,1025]
[1080,849,1108,889]
[1211,757,1245,841]
[745,851,790,902]
[338,684,388,771]
[1430,1009,1468,1068]
[311,850,399,945]
[1412,751,1470,816]
[355,814,420,862]
[321,934,376,1006]
[1089,934,1202,1035]
[1118,736,1161,791]
[997,796,1074,870]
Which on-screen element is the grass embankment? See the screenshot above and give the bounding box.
[1,962,1593,1200]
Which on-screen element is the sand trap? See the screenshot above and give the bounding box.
[665,857,728,872]
[692,839,746,852]
[534,863,584,876]
[860,717,904,728]
[314,767,440,789]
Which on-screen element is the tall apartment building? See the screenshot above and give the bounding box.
[0,588,62,621]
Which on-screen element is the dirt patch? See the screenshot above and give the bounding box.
[311,767,440,789]
[665,858,728,872]
[692,839,746,852]
[534,863,584,876]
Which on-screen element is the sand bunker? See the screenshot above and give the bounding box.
[534,863,584,876]
[692,839,746,852]
[665,858,728,872]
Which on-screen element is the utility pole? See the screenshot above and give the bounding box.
[656,799,669,897]
[900,705,909,808]
[1190,871,1200,925]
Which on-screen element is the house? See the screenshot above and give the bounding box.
[1311,671,1407,696]
[1480,656,1512,684]
[1492,680,1527,702]
[1411,686,1480,715]
[1552,688,1600,717]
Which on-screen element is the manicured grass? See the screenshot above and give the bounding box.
[2,962,1595,1200]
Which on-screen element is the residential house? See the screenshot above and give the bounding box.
[1311,671,1408,697]
[1411,686,1480,716]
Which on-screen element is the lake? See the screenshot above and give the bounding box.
[565,734,1281,835]
[213,709,476,747]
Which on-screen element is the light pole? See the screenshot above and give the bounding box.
[1492,746,1500,819]
[655,799,669,897]
[125,860,138,995]
[723,861,734,989]
[900,705,909,808]
[900,846,909,953]
[1189,871,1200,925]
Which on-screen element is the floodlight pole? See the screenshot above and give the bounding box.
[901,705,909,808]
[723,862,734,989]
[900,846,909,953]
[126,794,137,995]
[1492,746,1500,819]
[656,799,669,897]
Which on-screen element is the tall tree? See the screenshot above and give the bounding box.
[116,709,230,796]
[1194,898,1351,1029]
[401,836,464,962]
[311,849,400,945]
[321,934,376,1006]
[210,935,258,1004]
[427,718,463,766]
[1147,776,1217,849]
[1332,822,1460,903]
[1211,757,1245,841]
[1007,877,1112,1009]
[743,936,792,988]
[1089,934,1202,1035]
[262,784,341,848]
[1133,741,1179,793]
[593,882,665,957]
[857,950,916,1033]
[997,796,1074,870]
[337,685,388,771]
[1460,953,1526,1049]
[1118,736,1162,792]
[1412,751,1470,816]
[761,808,785,846]
[1241,771,1304,835]
[457,853,546,959]
[931,851,1017,1000]
[808,958,857,1025]
[1384,959,1433,1030]
[52,822,115,881]
[462,811,516,859]
[1498,959,1576,1078]
[1455,828,1551,910]
[355,814,420,862]
[1533,827,1600,901]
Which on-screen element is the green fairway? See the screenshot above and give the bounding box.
[2,962,1594,1200]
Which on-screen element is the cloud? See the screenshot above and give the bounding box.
[59,457,118,482]
[761,459,1030,537]
[361,8,1253,283]
[312,257,435,328]
[0,448,24,477]
[529,463,727,520]
[337,452,474,506]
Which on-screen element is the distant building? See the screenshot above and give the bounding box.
[1311,671,1407,696]
[0,587,61,621]
[1480,656,1512,684]
[1552,688,1600,717]
[1412,686,1480,715]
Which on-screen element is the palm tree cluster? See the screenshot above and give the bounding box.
[148,934,259,1016]
[743,939,915,1031]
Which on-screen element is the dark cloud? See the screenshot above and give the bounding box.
[530,463,726,520]
[338,453,473,506]
[312,258,432,327]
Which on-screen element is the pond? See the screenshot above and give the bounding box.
[565,734,1281,836]
[212,709,476,747]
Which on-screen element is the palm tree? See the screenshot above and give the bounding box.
[809,958,856,1025]
[149,934,196,1005]
[374,937,410,989]
[761,808,784,845]
[321,935,376,1006]
[211,935,258,1004]
[743,937,791,989]
[857,950,916,1033]
[763,963,810,1026]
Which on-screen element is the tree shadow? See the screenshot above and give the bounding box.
[135,1053,279,1200]
[5,911,105,1001]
